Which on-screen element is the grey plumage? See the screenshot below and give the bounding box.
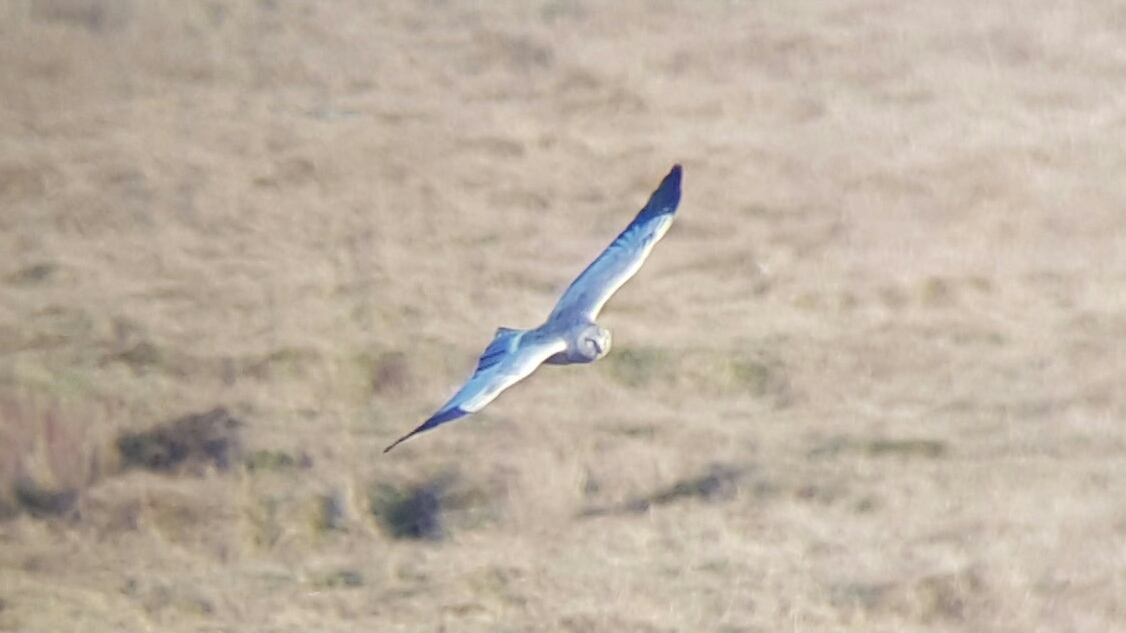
[385,165,683,452]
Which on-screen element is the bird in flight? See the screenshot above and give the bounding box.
[385,165,683,452]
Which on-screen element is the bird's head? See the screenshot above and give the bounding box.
[580,324,612,361]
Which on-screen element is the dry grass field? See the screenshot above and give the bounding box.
[2,0,1125,631]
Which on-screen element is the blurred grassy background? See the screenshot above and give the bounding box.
[1,0,1125,631]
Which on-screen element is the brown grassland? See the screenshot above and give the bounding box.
[1,0,1125,631]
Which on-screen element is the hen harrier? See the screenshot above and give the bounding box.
[385,165,682,452]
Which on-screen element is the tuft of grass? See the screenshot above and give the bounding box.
[0,388,120,520]
[245,495,284,549]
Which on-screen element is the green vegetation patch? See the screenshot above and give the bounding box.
[729,357,783,397]
[319,569,365,589]
[605,347,673,388]
[865,438,947,459]
[244,449,309,473]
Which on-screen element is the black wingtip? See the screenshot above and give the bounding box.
[383,406,468,454]
[383,432,415,453]
[644,164,682,215]
[661,164,682,194]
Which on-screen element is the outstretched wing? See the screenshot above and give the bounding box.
[384,328,567,452]
[548,165,682,323]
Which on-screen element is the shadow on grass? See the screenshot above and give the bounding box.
[2,397,253,522]
[117,407,243,474]
[579,463,747,518]
[368,472,503,541]
[808,435,948,460]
